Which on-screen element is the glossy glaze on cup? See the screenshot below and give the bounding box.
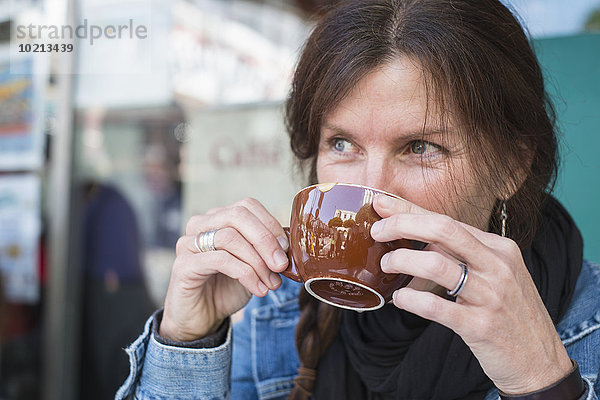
[282,183,426,311]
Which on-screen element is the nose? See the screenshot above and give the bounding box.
[359,156,395,192]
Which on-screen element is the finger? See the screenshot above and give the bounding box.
[206,199,288,250]
[371,213,493,269]
[205,206,227,216]
[185,207,289,272]
[381,247,480,303]
[201,251,272,297]
[392,287,466,332]
[234,198,288,250]
[175,251,269,297]
[177,230,282,290]
[374,194,507,249]
[373,194,434,217]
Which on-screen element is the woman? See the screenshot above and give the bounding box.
[117,0,600,399]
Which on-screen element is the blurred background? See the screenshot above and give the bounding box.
[0,0,598,399]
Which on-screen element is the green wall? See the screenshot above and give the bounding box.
[535,33,600,263]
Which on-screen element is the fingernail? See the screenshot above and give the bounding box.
[392,290,399,303]
[380,252,390,270]
[277,235,289,251]
[371,220,383,235]
[376,194,394,208]
[273,249,288,268]
[258,281,268,294]
[270,273,281,288]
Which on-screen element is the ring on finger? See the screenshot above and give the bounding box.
[194,229,218,253]
[447,262,468,297]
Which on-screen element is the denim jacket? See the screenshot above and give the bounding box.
[116,260,600,400]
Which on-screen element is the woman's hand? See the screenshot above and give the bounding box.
[370,194,573,395]
[159,198,289,342]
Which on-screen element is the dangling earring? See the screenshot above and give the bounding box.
[500,202,508,238]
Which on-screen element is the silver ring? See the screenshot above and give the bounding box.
[447,263,468,297]
[194,230,217,253]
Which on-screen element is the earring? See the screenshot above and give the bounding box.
[500,202,508,238]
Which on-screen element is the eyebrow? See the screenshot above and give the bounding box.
[321,123,449,145]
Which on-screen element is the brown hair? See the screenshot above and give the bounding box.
[285,0,558,398]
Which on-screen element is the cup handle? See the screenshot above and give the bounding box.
[280,227,302,283]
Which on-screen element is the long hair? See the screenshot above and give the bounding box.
[285,1,558,398]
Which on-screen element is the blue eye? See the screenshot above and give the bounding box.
[410,140,439,155]
[333,138,355,153]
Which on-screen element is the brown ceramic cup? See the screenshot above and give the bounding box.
[281,183,426,311]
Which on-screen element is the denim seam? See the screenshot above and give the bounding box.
[258,376,296,391]
[251,306,259,387]
[562,324,600,346]
[115,314,153,400]
[277,297,299,308]
[583,377,595,400]
[561,312,600,346]
[268,290,284,307]
[268,280,302,306]
[255,298,299,318]
[257,377,295,399]
[261,387,294,400]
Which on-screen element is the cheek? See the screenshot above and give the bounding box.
[387,167,451,211]
[398,179,453,215]
[315,157,330,183]
[315,154,353,183]
[421,174,496,229]
[397,169,495,230]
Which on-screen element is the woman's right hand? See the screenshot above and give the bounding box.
[159,198,290,342]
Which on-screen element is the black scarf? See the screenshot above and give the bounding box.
[313,196,583,400]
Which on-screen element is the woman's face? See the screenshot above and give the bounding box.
[316,57,497,230]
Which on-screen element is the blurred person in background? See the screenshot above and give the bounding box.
[141,141,183,307]
[80,182,153,400]
[117,0,600,399]
[143,143,182,250]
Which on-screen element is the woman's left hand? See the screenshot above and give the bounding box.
[370,194,573,395]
